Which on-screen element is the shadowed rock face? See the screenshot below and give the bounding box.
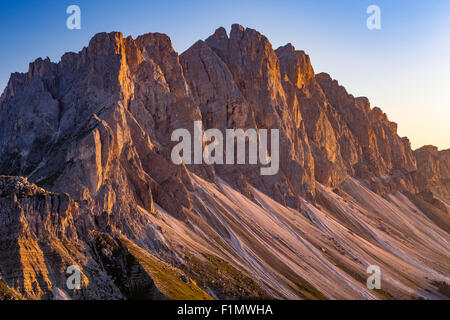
[0,25,448,300]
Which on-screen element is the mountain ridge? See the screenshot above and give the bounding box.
[0,24,448,300]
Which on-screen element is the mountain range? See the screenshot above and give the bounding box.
[0,24,448,300]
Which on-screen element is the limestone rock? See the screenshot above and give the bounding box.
[415,145,450,204]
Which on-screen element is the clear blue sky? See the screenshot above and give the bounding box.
[1,0,449,149]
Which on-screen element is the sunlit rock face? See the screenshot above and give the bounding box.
[275,44,418,190]
[0,25,448,300]
[414,146,450,204]
[184,24,316,206]
[0,176,123,300]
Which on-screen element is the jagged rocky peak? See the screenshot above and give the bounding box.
[0,24,422,197]
[87,31,126,56]
[202,24,317,201]
[211,26,228,40]
[0,175,79,238]
[276,43,315,89]
[314,71,417,178]
[315,72,366,116]
[206,24,282,87]
[180,39,254,130]
[414,145,450,202]
[27,57,57,79]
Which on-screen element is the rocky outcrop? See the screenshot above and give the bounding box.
[0,176,123,299]
[0,279,22,300]
[0,176,210,300]
[414,146,450,205]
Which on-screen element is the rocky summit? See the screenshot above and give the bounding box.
[0,24,448,300]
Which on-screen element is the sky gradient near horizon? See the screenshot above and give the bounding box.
[0,0,449,150]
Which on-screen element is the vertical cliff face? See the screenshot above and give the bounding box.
[276,45,351,187]
[315,73,417,178]
[414,146,450,203]
[0,25,448,300]
[0,176,122,300]
[201,25,316,204]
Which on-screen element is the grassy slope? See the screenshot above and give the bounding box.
[119,238,212,300]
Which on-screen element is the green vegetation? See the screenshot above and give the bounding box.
[180,254,271,300]
[119,238,212,300]
[433,281,450,299]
